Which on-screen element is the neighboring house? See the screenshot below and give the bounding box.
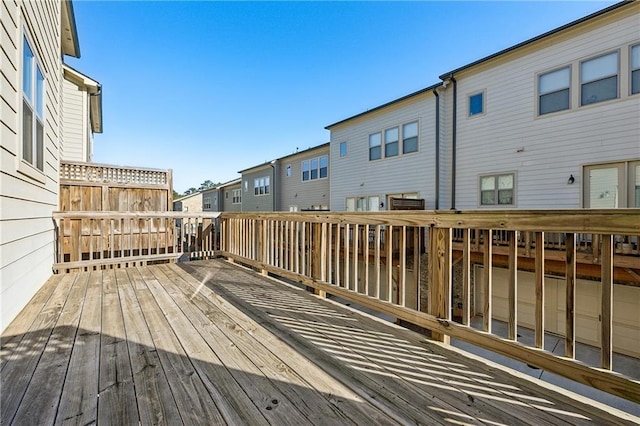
[219,178,242,212]
[239,162,276,212]
[278,143,330,211]
[437,1,639,210]
[0,0,81,329]
[61,64,102,162]
[173,191,204,213]
[326,85,441,212]
[201,187,219,212]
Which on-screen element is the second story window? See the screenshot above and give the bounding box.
[369,132,381,161]
[232,189,242,204]
[539,66,570,115]
[340,141,347,157]
[402,122,418,154]
[286,165,291,177]
[468,92,484,116]
[384,127,399,157]
[631,44,639,95]
[254,176,270,195]
[203,197,211,209]
[581,51,618,106]
[302,155,328,181]
[22,36,45,172]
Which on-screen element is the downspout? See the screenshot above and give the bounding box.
[432,87,440,210]
[451,76,457,210]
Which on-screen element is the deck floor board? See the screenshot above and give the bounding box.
[1,259,637,425]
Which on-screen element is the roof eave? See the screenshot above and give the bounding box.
[61,0,80,58]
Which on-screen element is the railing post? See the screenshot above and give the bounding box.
[313,222,326,298]
[428,226,451,344]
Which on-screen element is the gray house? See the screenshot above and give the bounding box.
[202,178,242,212]
[239,162,276,212]
[278,143,330,211]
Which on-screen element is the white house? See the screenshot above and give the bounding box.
[0,0,82,330]
[61,64,102,162]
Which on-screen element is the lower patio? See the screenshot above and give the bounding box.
[1,259,637,425]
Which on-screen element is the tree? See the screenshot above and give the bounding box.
[198,180,215,191]
[184,187,197,195]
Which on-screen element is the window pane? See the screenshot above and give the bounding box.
[498,189,513,205]
[385,127,398,144]
[632,45,640,69]
[632,69,640,95]
[36,120,43,171]
[403,136,418,154]
[23,38,33,99]
[22,101,33,163]
[481,190,495,205]
[369,145,381,161]
[403,121,418,138]
[385,141,398,157]
[356,197,366,212]
[539,67,570,94]
[540,89,570,114]
[589,167,618,208]
[286,165,291,177]
[319,156,328,178]
[302,160,309,171]
[311,168,318,180]
[368,196,380,212]
[469,93,483,116]
[369,132,381,147]
[340,141,347,156]
[581,75,617,105]
[481,176,495,191]
[581,52,618,83]
[346,198,355,212]
[36,67,44,118]
[302,170,309,181]
[498,174,513,189]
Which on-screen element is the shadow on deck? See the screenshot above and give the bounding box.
[1,259,638,425]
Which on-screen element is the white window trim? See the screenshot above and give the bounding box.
[232,188,242,204]
[478,172,516,208]
[467,90,486,118]
[579,49,620,107]
[17,28,46,184]
[630,43,640,96]
[302,155,328,182]
[537,65,572,116]
[253,176,270,196]
[402,121,419,155]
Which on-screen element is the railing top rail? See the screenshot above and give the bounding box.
[53,211,220,220]
[60,160,171,174]
[219,209,640,234]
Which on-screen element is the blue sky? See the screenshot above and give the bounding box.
[66,1,616,193]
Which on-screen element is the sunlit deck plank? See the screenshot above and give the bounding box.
[0,273,78,425]
[160,263,398,425]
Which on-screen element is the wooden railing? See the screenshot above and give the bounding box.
[52,211,220,273]
[60,161,171,186]
[218,210,640,404]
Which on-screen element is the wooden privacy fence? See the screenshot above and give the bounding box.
[218,209,640,404]
[52,212,220,273]
[59,161,173,212]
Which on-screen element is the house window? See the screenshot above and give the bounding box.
[302,155,328,181]
[22,36,45,172]
[631,44,640,95]
[346,196,380,212]
[584,161,640,207]
[286,165,291,177]
[581,51,618,106]
[468,92,484,116]
[402,121,418,154]
[340,141,347,157]
[232,189,242,204]
[480,173,514,206]
[225,192,229,199]
[244,181,248,192]
[203,197,211,209]
[369,132,381,161]
[384,127,399,158]
[254,176,270,195]
[539,66,570,115]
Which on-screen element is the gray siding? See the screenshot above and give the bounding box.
[329,92,438,211]
[221,182,242,212]
[0,0,63,330]
[241,165,275,212]
[202,187,220,212]
[445,4,640,210]
[279,145,330,211]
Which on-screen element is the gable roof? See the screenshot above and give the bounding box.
[438,1,633,79]
[325,82,442,129]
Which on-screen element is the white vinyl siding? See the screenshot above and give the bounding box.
[61,77,87,161]
[1,0,64,330]
[329,90,436,211]
[449,7,640,210]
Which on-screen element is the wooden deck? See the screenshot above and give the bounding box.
[1,260,637,425]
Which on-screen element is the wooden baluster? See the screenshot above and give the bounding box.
[399,226,407,307]
[335,224,341,287]
[535,231,545,349]
[364,224,370,296]
[386,225,393,303]
[565,233,576,358]
[483,229,493,333]
[601,234,613,370]
[344,224,350,290]
[327,223,333,283]
[353,224,359,292]
[428,227,451,344]
[374,224,381,300]
[462,229,471,326]
[508,230,518,341]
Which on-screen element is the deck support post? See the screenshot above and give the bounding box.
[428,226,451,344]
